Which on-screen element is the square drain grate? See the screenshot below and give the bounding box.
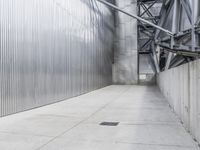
[100,122,119,126]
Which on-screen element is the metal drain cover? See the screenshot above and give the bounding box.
[100,122,119,126]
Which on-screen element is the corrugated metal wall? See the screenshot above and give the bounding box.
[0,0,114,116]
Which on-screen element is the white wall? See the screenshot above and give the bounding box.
[157,60,200,143]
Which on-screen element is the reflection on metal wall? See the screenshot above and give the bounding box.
[0,0,114,116]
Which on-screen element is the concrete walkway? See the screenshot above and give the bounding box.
[0,85,199,150]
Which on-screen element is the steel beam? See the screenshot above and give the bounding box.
[180,0,192,24]
[140,0,159,17]
[155,0,174,38]
[96,0,173,36]
[165,0,180,70]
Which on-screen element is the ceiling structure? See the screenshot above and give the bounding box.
[97,0,200,72]
[138,0,200,71]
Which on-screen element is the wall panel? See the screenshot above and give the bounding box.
[157,59,200,143]
[0,0,114,116]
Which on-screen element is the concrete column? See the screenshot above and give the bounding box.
[113,0,138,84]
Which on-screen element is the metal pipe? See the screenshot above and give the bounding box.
[96,0,174,36]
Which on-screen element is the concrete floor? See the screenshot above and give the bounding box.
[0,85,199,150]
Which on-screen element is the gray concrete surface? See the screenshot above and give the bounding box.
[113,0,138,84]
[0,85,199,150]
[139,54,156,85]
[157,59,200,144]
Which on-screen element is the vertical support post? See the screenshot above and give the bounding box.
[165,0,180,70]
[191,0,196,52]
[193,0,200,50]
[165,52,173,70]
[153,45,160,73]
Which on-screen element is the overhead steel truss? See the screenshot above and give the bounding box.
[138,0,200,71]
[138,0,163,72]
[96,0,173,35]
[96,0,200,71]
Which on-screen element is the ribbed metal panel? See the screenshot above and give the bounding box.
[0,0,114,116]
